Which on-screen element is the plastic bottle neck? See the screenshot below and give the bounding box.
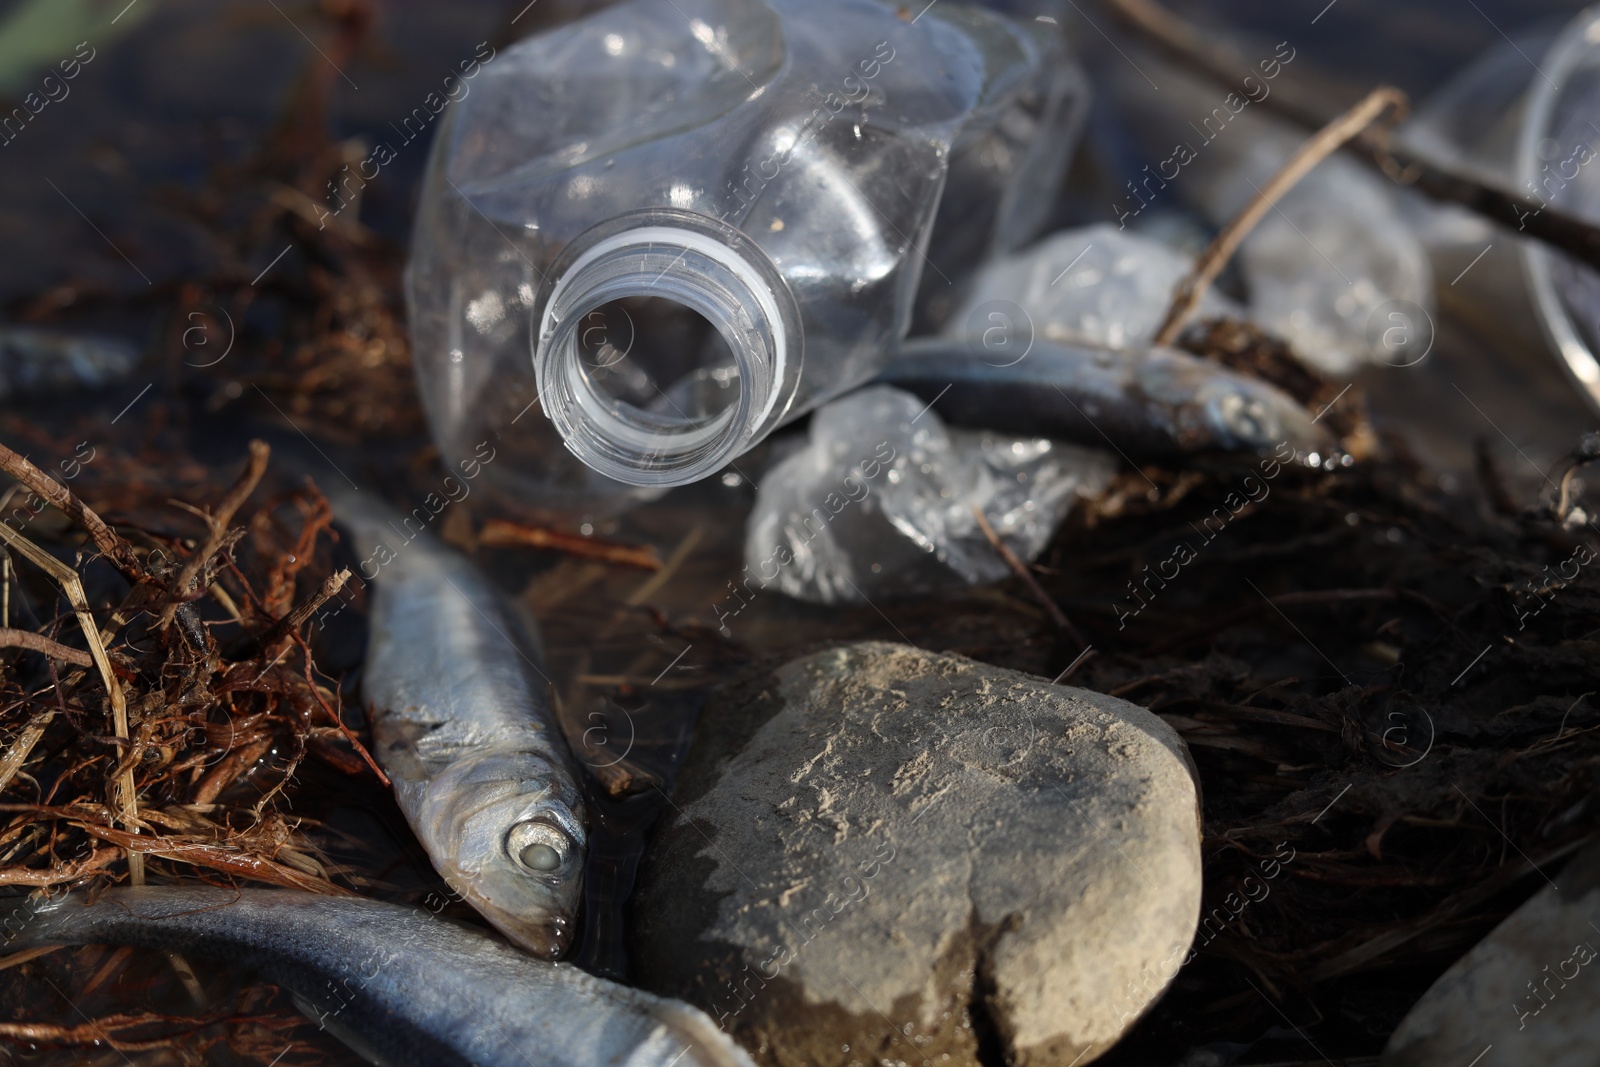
[534,213,800,488]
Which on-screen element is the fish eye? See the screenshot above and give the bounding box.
[506,820,573,876]
[1216,393,1274,443]
[523,843,561,871]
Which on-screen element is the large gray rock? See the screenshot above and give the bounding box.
[632,642,1202,1067]
[1382,840,1600,1067]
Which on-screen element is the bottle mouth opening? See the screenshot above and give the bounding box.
[535,220,795,487]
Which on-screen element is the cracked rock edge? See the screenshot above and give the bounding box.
[630,641,1204,1067]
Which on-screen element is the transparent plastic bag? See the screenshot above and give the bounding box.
[407,0,1087,508]
[945,223,1241,351]
[1100,53,1433,376]
[1190,127,1440,377]
[740,385,1115,605]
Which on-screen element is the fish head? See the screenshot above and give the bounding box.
[1193,373,1331,460]
[417,749,586,958]
[1140,346,1331,460]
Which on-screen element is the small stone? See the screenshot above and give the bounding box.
[632,642,1203,1067]
[1381,841,1600,1066]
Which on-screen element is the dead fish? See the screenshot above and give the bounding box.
[9,885,754,1067]
[333,490,585,959]
[0,327,138,399]
[874,337,1333,461]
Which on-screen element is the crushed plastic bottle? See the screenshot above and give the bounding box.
[408,0,1088,504]
[741,385,1115,604]
[1405,6,1600,412]
[944,223,1242,352]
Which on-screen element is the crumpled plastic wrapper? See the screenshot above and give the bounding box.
[1098,52,1435,377]
[741,386,1117,606]
[946,223,1241,352]
[1223,150,1434,376]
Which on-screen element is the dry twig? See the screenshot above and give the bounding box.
[1155,87,1407,345]
[0,523,143,884]
[245,568,352,658]
[0,629,93,668]
[157,440,271,631]
[0,441,145,582]
[74,821,354,897]
[971,504,1086,646]
[1103,0,1600,275]
[480,518,663,571]
[0,1007,295,1052]
[0,710,55,795]
[548,688,663,798]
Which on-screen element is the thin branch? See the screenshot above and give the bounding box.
[970,504,1087,647]
[242,567,352,658]
[0,842,116,885]
[0,945,62,971]
[294,633,388,788]
[75,821,356,896]
[0,630,94,668]
[1155,87,1406,346]
[157,440,270,631]
[480,518,663,571]
[1103,0,1600,275]
[0,523,143,884]
[0,1008,296,1051]
[0,709,56,795]
[548,686,663,798]
[0,441,145,582]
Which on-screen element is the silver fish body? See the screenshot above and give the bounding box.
[9,886,754,1067]
[335,492,585,958]
[874,337,1331,460]
[0,327,139,398]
